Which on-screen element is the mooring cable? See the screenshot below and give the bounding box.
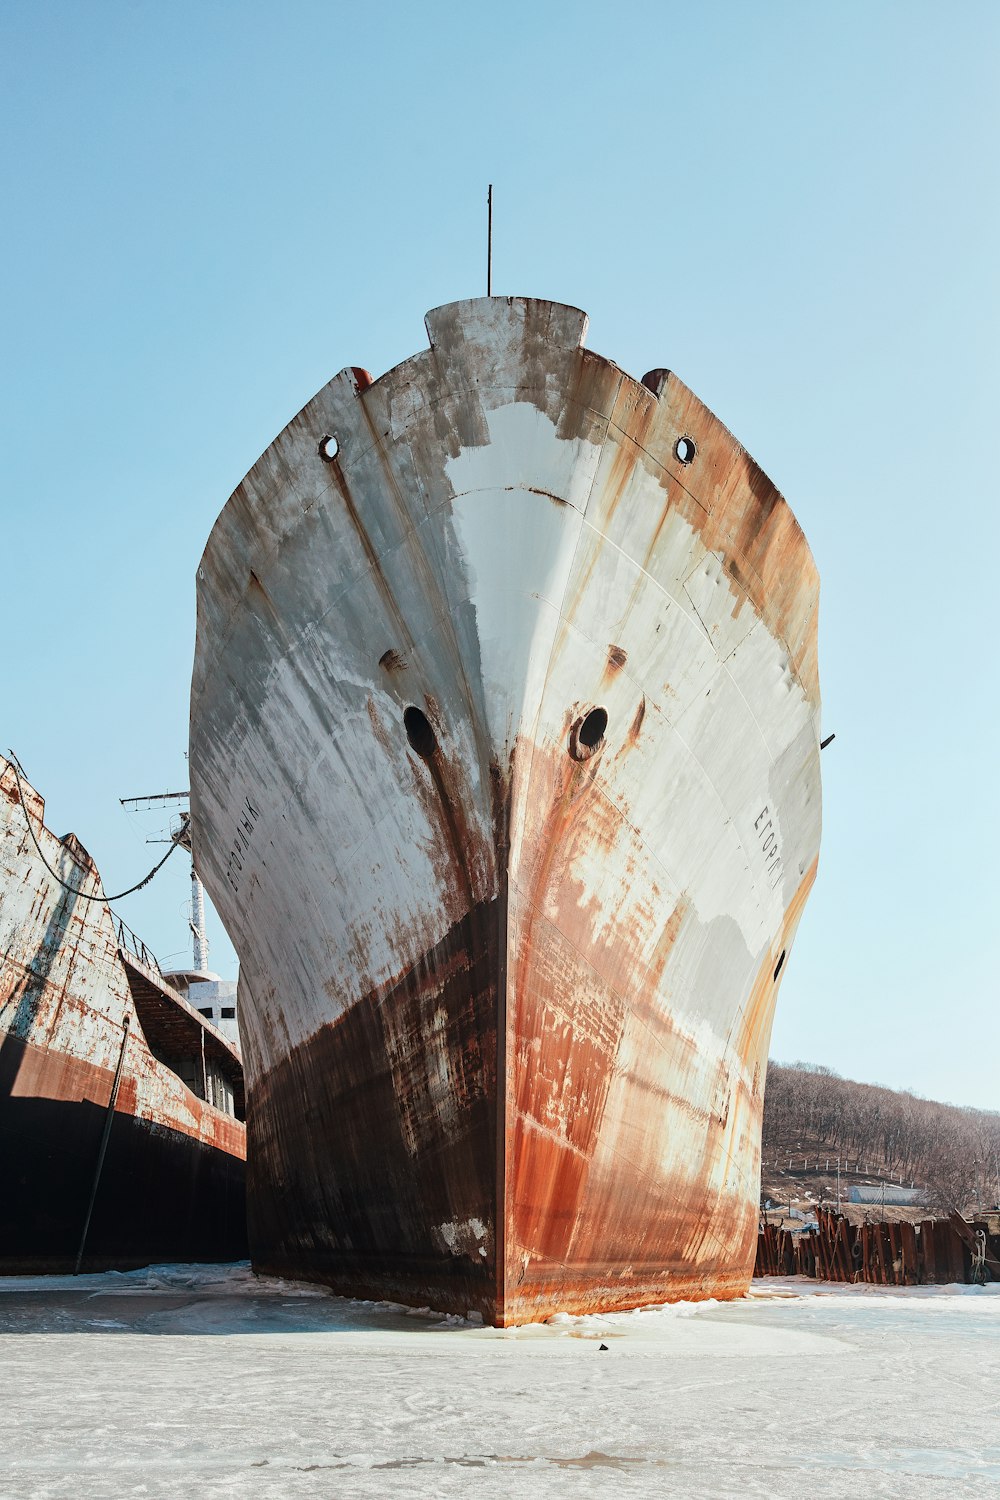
[6,749,187,903]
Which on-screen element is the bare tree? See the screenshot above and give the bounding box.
[763,1060,999,1211]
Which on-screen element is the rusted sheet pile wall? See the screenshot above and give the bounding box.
[191,297,823,1325]
[0,758,247,1271]
[755,1207,1000,1285]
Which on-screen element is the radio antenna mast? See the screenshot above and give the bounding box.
[120,788,209,972]
[487,183,493,296]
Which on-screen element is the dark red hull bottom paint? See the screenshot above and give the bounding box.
[0,1036,247,1272]
[247,898,501,1322]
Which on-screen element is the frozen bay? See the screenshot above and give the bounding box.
[0,1265,997,1498]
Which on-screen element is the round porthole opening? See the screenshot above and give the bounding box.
[319,434,340,462]
[404,705,437,758]
[569,706,608,762]
[674,435,696,465]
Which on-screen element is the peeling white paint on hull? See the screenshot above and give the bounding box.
[190,297,822,1326]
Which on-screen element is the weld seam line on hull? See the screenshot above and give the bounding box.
[446,482,584,513]
[604,413,791,632]
[507,875,762,1209]
[605,408,816,597]
[591,422,816,698]
[570,511,766,700]
[681,590,722,655]
[566,513,755,699]
[712,621,784,764]
[412,387,619,446]
[390,380,618,432]
[603,420,711,524]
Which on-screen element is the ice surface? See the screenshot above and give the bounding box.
[0,1266,997,1498]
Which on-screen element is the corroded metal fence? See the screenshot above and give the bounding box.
[114,915,163,978]
[756,1206,1000,1286]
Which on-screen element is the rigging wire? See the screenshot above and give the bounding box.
[6,749,187,904]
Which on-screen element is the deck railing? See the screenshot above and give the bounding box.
[115,915,163,978]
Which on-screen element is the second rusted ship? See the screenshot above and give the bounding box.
[0,757,247,1272]
[190,297,822,1325]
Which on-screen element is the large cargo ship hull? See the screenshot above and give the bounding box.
[191,298,822,1324]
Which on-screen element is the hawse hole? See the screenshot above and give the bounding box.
[569,707,608,762]
[404,705,437,758]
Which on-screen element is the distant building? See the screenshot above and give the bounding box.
[188,978,241,1051]
[848,1185,922,1206]
[164,969,241,1053]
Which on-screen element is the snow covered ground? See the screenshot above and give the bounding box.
[0,1265,997,1499]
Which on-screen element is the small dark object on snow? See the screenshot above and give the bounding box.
[598,1343,609,1350]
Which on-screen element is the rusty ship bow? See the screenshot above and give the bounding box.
[190,297,822,1325]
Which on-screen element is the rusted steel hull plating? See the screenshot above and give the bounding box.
[0,760,247,1271]
[191,298,822,1325]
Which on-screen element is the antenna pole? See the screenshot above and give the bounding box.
[119,785,202,969]
[487,184,493,296]
[191,860,209,971]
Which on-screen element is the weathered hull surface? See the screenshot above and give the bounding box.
[191,297,822,1325]
[0,761,247,1271]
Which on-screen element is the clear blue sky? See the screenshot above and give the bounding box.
[3,1,997,1109]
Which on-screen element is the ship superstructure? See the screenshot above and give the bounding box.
[190,297,821,1325]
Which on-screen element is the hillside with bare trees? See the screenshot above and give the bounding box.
[761,1062,1000,1216]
